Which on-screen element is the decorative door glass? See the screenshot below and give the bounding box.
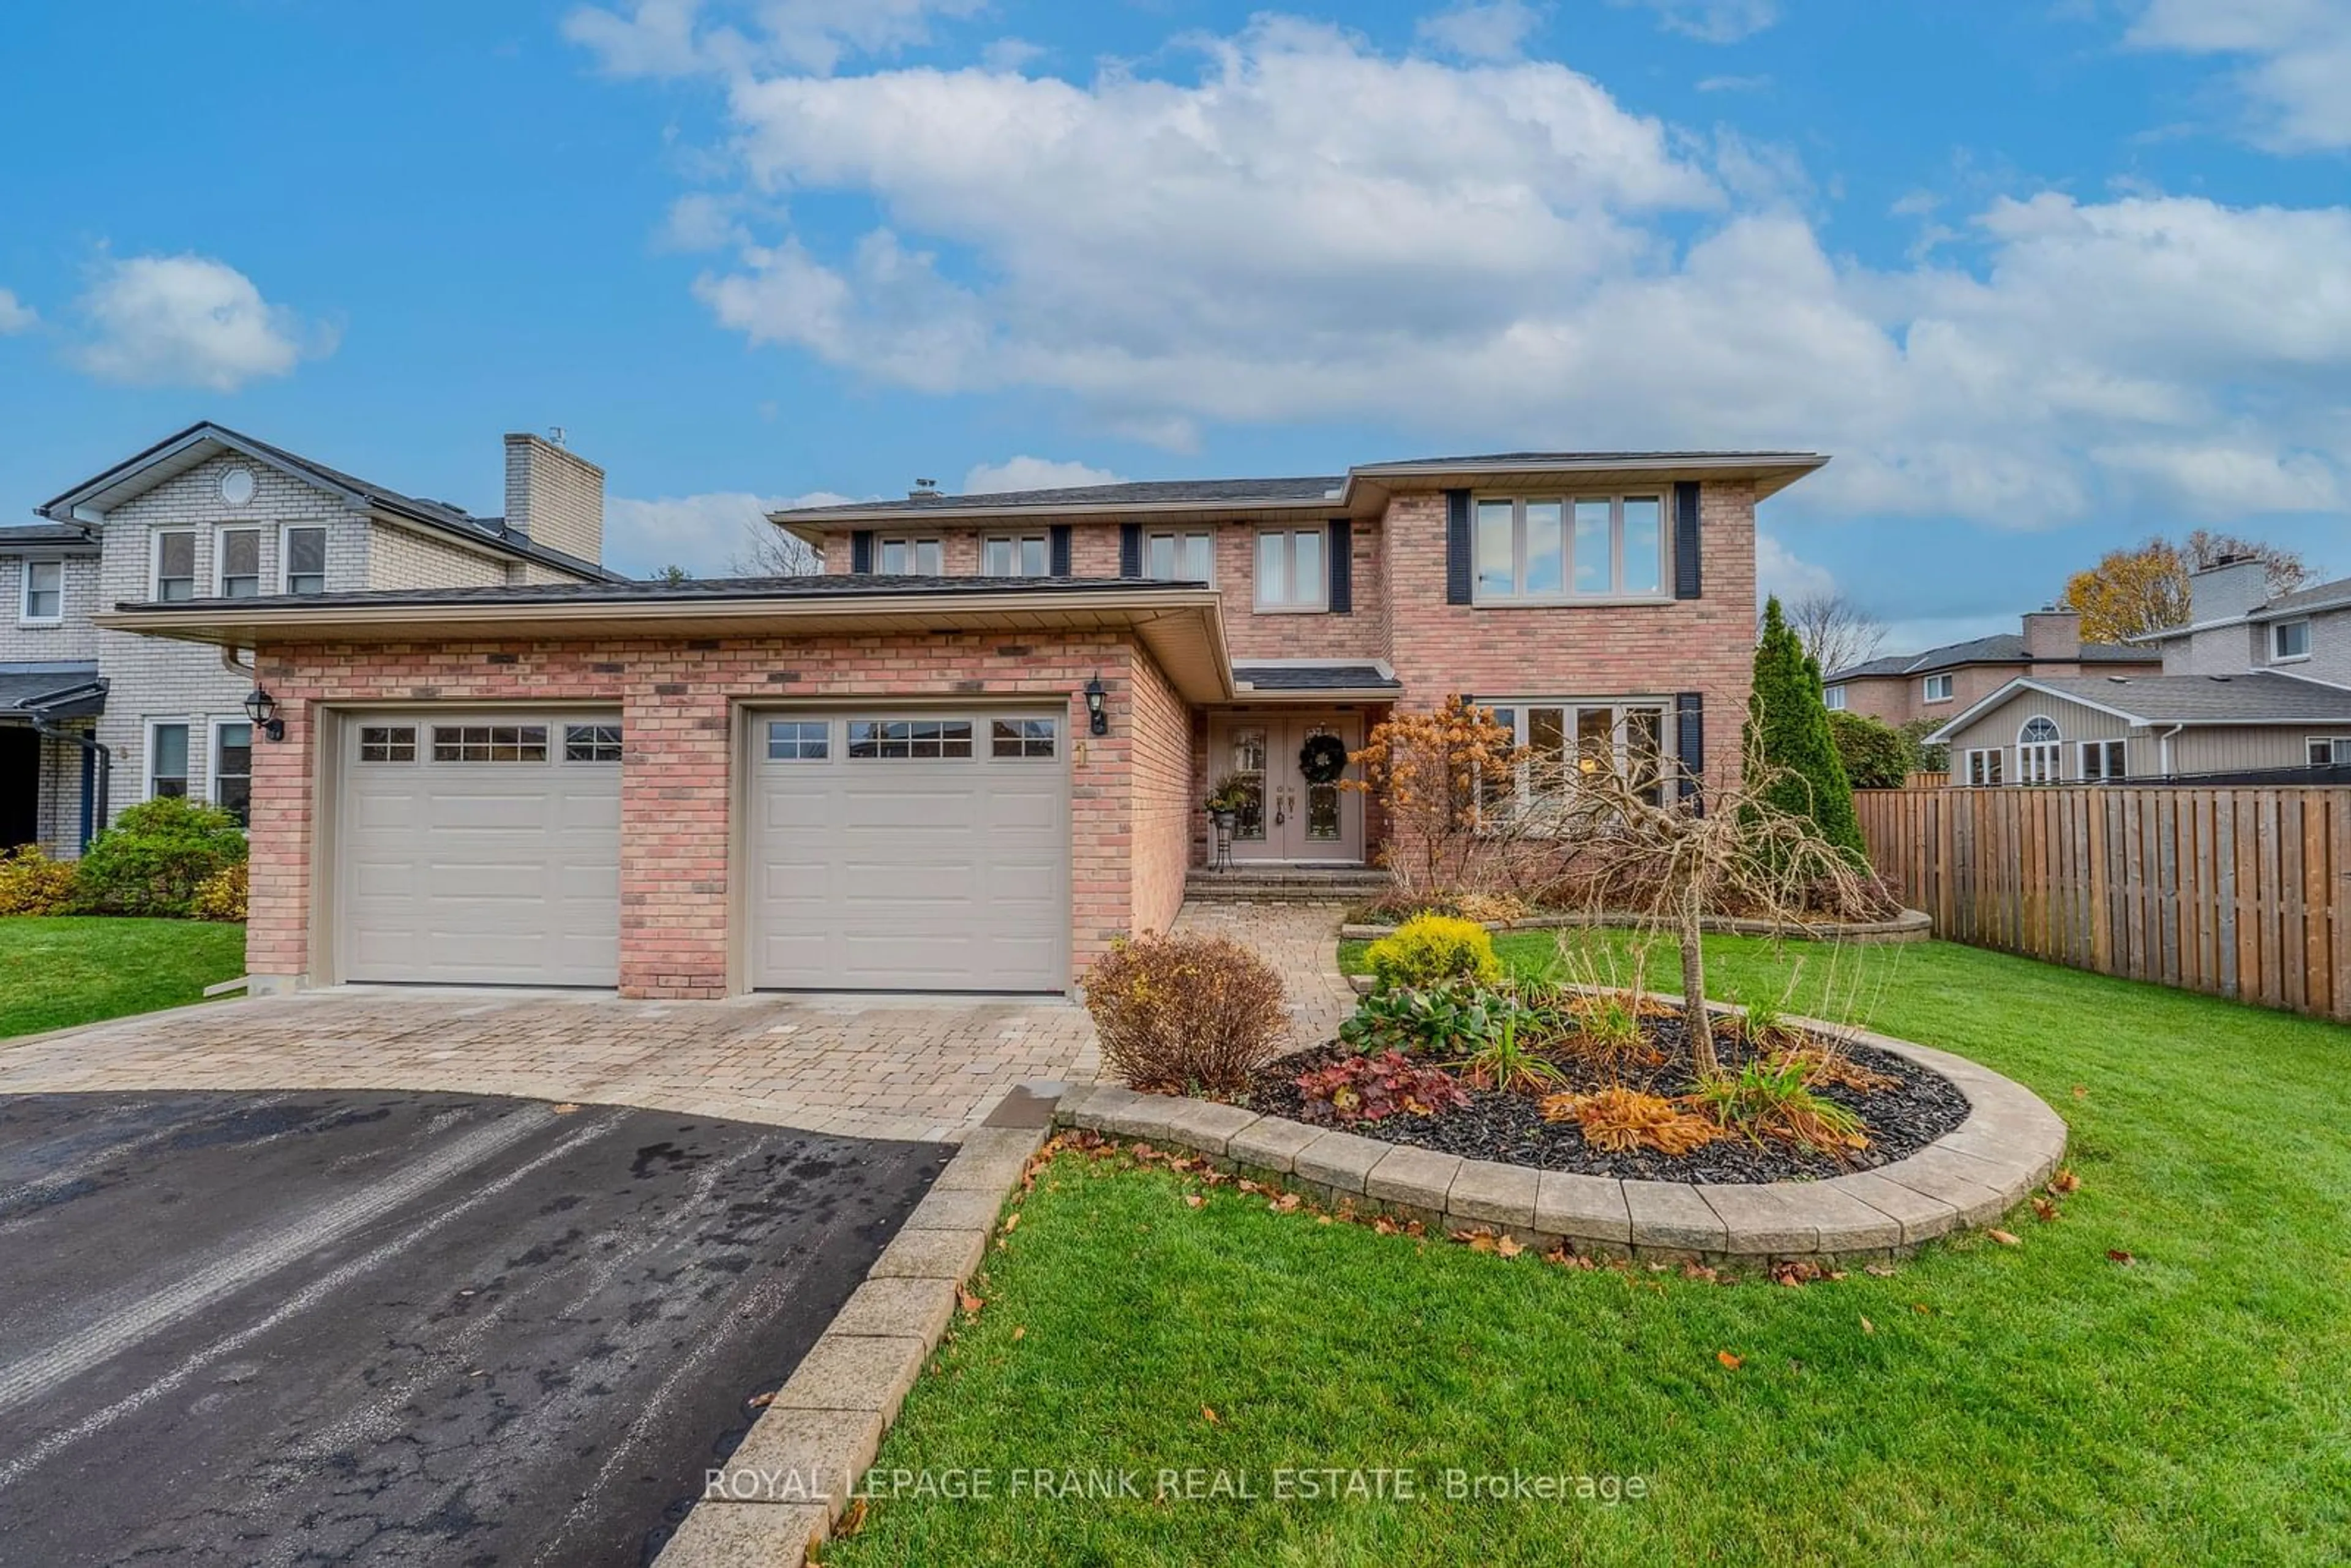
[1303,725,1342,842]
[1231,727,1268,841]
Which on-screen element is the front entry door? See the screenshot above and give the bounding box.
[1214,715,1363,863]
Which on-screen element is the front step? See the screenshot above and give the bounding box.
[1184,869,1390,904]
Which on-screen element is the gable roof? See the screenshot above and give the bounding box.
[1829,632,2154,682]
[36,422,623,583]
[771,450,1828,535]
[1926,672,2351,743]
[2130,570,2351,642]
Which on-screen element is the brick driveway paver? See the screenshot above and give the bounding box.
[0,989,1100,1144]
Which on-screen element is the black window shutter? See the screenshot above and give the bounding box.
[1676,691,1705,803]
[1119,522,1142,577]
[850,530,874,574]
[1444,490,1472,604]
[1327,519,1352,614]
[1673,482,1701,599]
[1048,524,1072,576]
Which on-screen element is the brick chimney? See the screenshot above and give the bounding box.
[2188,554,2270,622]
[2022,605,2082,661]
[503,432,604,565]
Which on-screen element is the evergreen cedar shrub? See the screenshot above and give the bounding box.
[73,798,249,917]
[0,849,81,916]
[1745,597,1865,857]
[1081,932,1288,1095]
[1363,913,1502,992]
[1829,711,1916,790]
[1899,716,1951,775]
[192,862,249,923]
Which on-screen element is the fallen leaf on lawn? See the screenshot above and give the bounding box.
[1716,1351,1742,1370]
[747,1390,775,1408]
[1860,1316,1875,1335]
[1183,1193,1205,1209]
[1911,1302,1933,1315]
[1316,1214,1333,1225]
[2031,1196,2060,1223]
[959,1288,984,1315]
[1454,1228,1499,1253]
[2051,1168,2082,1194]
[2071,1084,2088,1099]
[1864,1262,1899,1277]
[550,1103,580,1115]
[2107,1249,2136,1266]
[1270,1193,1301,1213]
[1202,1406,1220,1424]
[1495,1234,1524,1258]
[1000,1211,1021,1234]
[835,1498,868,1538]
[1988,1229,2021,1246]
[1011,1325,1026,1341]
[1373,1216,1401,1236]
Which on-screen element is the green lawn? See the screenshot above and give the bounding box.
[830,936,2351,1567]
[0,916,248,1039]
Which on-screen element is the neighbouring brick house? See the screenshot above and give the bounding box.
[0,423,618,855]
[100,451,1824,999]
[1927,557,2351,783]
[1823,607,2161,730]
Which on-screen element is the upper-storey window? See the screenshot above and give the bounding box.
[19,560,62,624]
[1146,531,1214,583]
[153,530,197,602]
[983,535,1049,577]
[1922,673,1954,703]
[1255,528,1325,612]
[1824,685,1847,711]
[283,525,328,595]
[2272,618,2311,662]
[218,527,262,598]
[879,537,942,574]
[1474,494,1664,603]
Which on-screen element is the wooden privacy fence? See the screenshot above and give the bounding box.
[1853,786,2351,1021]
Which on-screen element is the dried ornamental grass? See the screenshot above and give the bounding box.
[1540,1087,1723,1157]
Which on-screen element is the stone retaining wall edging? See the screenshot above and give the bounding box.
[1339,909,1933,945]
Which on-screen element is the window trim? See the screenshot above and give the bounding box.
[989,716,1060,759]
[280,523,329,595]
[2080,739,2126,781]
[876,536,943,576]
[1479,696,1676,810]
[1964,746,2003,786]
[1823,684,1847,712]
[1253,527,1329,613]
[1469,492,1670,606]
[766,719,831,761]
[2306,736,2351,767]
[981,534,1050,578]
[1922,673,1955,703]
[2017,716,2063,785]
[2271,618,2312,663]
[211,716,254,824]
[145,717,193,802]
[357,723,419,764]
[215,524,264,599]
[17,558,63,626]
[151,528,198,603]
[1144,530,1216,585]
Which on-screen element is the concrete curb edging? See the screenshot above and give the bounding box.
[654,1119,1048,1567]
[1056,1019,2066,1266]
[1339,909,1934,945]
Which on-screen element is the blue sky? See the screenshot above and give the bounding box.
[2,1,2346,650]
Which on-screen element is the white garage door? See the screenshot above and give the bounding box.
[337,713,622,986]
[749,710,1069,991]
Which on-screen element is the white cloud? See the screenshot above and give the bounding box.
[604,488,851,575]
[71,254,329,391]
[1615,0,1779,43]
[1695,73,1771,92]
[2129,0,2351,151]
[1415,1,1542,61]
[1755,532,1834,603]
[0,289,36,334]
[629,13,2351,535]
[566,0,986,77]
[962,456,1124,493]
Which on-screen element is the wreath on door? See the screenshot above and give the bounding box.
[1298,733,1350,785]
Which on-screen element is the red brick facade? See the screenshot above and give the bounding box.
[249,632,1187,998]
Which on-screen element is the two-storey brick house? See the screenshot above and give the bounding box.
[0,422,618,853]
[100,450,1822,999]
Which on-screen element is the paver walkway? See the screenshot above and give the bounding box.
[0,989,1098,1144]
[1171,900,1356,1049]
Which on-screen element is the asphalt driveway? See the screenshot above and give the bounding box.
[0,1090,947,1567]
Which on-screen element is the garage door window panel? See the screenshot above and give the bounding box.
[849,719,974,759]
[359,726,417,763]
[432,725,549,763]
[991,718,1059,759]
[768,721,829,760]
[564,723,623,762]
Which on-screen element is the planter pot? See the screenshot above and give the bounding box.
[1212,810,1239,831]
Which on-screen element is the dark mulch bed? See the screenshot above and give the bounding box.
[1237,1020,1970,1184]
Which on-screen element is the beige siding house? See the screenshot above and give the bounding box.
[1823,607,2159,729]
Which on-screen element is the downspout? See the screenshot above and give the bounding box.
[2157,724,2184,779]
[221,646,257,679]
[30,713,108,841]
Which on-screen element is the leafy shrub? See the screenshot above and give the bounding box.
[1450,1008,1567,1093]
[1294,1050,1469,1125]
[0,848,80,916]
[1340,978,1512,1058]
[1364,913,1501,992]
[73,797,249,918]
[1828,710,1916,790]
[1561,989,1659,1068]
[1081,932,1287,1095]
[1540,1087,1722,1156]
[1690,1058,1869,1157]
[1898,716,1951,775]
[191,861,249,923]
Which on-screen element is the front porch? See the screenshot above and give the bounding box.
[1193,664,1399,877]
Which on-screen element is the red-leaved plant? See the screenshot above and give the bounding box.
[1295,1051,1471,1126]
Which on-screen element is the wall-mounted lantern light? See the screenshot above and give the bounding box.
[1084,674,1108,737]
[243,686,287,743]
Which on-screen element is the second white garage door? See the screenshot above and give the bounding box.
[337,712,623,986]
[748,710,1069,992]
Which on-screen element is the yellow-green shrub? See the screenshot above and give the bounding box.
[0,848,80,916]
[192,862,249,923]
[1364,913,1500,992]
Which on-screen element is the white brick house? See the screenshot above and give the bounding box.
[0,424,618,853]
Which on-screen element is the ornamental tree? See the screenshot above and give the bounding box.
[1745,597,1865,858]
